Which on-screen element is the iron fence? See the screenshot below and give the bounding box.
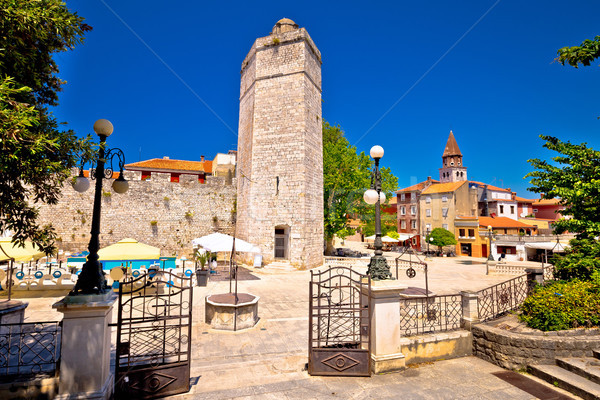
[0,321,61,382]
[477,274,529,322]
[399,294,462,336]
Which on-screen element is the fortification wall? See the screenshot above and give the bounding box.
[36,171,236,257]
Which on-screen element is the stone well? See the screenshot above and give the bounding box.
[205,293,259,331]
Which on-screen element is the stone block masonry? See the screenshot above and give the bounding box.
[237,19,324,268]
[35,170,236,257]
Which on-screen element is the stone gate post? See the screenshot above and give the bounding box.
[365,280,407,373]
[460,290,479,330]
[53,292,116,400]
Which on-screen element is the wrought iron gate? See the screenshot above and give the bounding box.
[308,266,371,376]
[114,270,193,399]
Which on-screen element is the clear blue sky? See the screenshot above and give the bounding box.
[54,0,600,197]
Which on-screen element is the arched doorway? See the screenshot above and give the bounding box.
[274,225,289,260]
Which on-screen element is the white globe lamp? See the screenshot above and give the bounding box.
[363,189,378,205]
[370,145,384,159]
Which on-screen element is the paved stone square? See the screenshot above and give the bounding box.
[7,256,567,399]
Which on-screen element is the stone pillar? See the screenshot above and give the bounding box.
[53,292,116,400]
[364,280,407,373]
[460,291,479,330]
[525,267,544,290]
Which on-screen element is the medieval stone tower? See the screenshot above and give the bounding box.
[236,18,324,268]
[439,130,468,183]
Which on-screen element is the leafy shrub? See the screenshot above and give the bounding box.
[520,278,600,331]
[552,239,600,281]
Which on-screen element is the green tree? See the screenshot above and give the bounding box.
[557,35,600,68]
[0,0,93,254]
[526,135,600,239]
[323,121,398,254]
[426,228,457,252]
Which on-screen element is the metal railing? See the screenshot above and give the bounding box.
[477,274,529,322]
[0,321,61,381]
[399,294,462,336]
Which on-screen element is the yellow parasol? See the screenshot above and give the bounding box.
[98,238,160,260]
[0,237,46,262]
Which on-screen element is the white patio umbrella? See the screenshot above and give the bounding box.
[364,235,399,243]
[191,233,259,253]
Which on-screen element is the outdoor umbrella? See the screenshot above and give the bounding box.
[98,238,160,260]
[191,233,259,253]
[365,235,399,243]
[0,237,45,262]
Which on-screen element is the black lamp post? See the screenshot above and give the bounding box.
[364,145,391,280]
[71,119,128,295]
[425,228,431,256]
[487,225,494,261]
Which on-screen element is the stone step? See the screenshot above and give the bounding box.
[557,357,600,386]
[593,349,600,360]
[529,364,600,400]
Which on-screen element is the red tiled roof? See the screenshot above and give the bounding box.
[469,181,511,193]
[479,216,535,229]
[125,158,211,173]
[515,196,535,203]
[532,198,562,206]
[397,179,440,193]
[421,181,466,194]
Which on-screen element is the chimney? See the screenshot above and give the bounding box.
[163,156,169,160]
[427,176,431,182]
[200,155,205,162]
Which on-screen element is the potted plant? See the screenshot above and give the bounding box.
[194,250,210,286]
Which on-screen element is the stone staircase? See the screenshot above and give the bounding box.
[529,350,600,400]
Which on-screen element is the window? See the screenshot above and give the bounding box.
[510,205,515,214]
[426,209,431,217]
[400,193,405,201]
[400,206,406,216]
[412,237,417,245]
[499,205,504,213]
[426,196,431,204]
[442,195,448,202]
[411,193,416,201]
[468,229,475,237]
[401,220,406,229]
[442,224,448,230]
[411,220,416,229]
[141,171,151,180]
[442,208,448,218]
[533,208,538,213]
[170,173,180,183]
[410,205,417,215]
[459,229,465,237]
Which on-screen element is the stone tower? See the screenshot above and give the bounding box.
[439,130,467,183]
[236,18,323,268]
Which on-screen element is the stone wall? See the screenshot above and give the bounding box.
[36,170,236,257]
[472,323,600,369]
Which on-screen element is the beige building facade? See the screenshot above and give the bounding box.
[236,19,324,268]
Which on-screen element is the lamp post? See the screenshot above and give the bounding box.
[425,228,431,256]
[71,119,128,295]
[363,145,391,280]
[487,225,494,261]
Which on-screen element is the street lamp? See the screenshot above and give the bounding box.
[487,225,494,261]
[363,145,391,280]
[70,119,128,295]
[425,228,431,256]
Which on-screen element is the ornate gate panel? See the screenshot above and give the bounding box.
[114,270,193,399]
[308,266,371,376]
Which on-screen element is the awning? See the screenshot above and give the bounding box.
[524,242,569,252]
[0,237,45,262]
[397,234,415,242]
[192,233,259,253]
[98,238,161,260]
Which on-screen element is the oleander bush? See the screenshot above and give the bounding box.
[520,276,600,331]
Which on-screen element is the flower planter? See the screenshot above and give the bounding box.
[195,269,209,286]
